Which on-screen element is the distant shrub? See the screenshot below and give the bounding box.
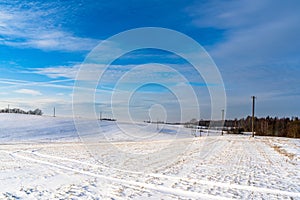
[0,107,43,116]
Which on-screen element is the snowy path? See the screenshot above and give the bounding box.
[0,135,299,199]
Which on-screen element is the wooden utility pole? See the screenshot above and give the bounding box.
[8,104,9,113]
[53,107,56,117]
[251,96,256,137]
[221,109,224,135]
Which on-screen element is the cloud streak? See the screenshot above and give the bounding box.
[185,0,300,117]
[32,66,79,79]
[0,1,99,51]
[14,89,42,96]
[187,0,300,64]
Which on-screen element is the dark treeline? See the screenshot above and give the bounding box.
[0,108,43,115]
[187,116,300,138]
[224,116,300,138]
[100,118,116,121]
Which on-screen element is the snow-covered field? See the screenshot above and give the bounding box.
[0,114,299,199]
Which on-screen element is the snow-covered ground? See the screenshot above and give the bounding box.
[0,114,299,199]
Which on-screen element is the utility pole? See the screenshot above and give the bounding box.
[53,107,56,117]
[99,111,102,121]
[156,118,159,131]
[8,104,9,113]
[251,96,256,137]
[221,109,224,135]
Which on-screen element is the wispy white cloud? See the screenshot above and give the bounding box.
[0,77,74,90]
[0,96,73,116]
[32,62,205,84]
[0,1,99,51]
[32,64,103,81]
[33,66,80,79]
[187,3,300,84]
[187,0,300,63]
[184,0,300,118]
[14,89,42,96]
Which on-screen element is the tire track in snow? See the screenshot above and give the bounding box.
[253,139,300,192]
[0,150,231,200]
[1,143,300,198]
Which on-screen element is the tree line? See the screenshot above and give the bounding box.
[225,116,300,138]
[0,107,43,115]
[186,116,300,138]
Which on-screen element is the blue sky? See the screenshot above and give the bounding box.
[0,0,299,121]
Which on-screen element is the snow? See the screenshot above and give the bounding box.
[0,113,192,143]
[0,114,299,199]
